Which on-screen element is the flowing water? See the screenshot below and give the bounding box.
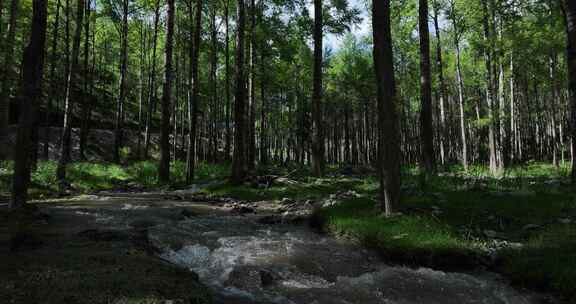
[148,213,553,304]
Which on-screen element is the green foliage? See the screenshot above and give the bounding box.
[0,161,232,197]
[501,225,576,299]
[320,198,474,252]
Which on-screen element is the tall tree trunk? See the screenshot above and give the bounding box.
[143,0,160,159]
[373,0,400,216]
[432,0,447,166]
[159,0,175,183]
[247,0,256,170]
[185,0,202,184]
[79,0,91,160]
[0,0,4,42]
[114,0,128,164]
[43,0,62,159]
[231,0,247,184]
[136,18,147,158]
[482,0,498,175]
[311,0,324,177]
[450,2,468,171]
[56,0,85,187]
[223,0,232,161]
[11,0,48,208]
[563,0,576,183]
[509,53,516,163]
[419,0,435,176]
[0,0,20,159]
[210,2,218,163]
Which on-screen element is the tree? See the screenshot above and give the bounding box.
[185,0,202,184]
[113,0,129,163]
[143,0,161,159]
[432,0,447,166]
[56,0,85,188]
[79,0,92,160]
[159,0,175,183]
[564,0,576,183]
[311,0,324,177]
[231,0,247,184]
[482,0,499,175]
[11,0,48,208]
[419,0,435,175]
[0,0,20,159]
[43,0,62,159]
[223,0,232,160]
[373,0,400,216]
[448,0,467,172]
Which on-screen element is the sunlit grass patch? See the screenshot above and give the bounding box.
[317,198,480,269]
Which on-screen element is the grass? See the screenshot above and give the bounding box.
[312,163,576,301]
[200,176,364,201]
[314,197,480,270]
[500,224,576,299]
[0,160,231,198]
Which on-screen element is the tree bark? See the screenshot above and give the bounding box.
[185,0,202,184]
[482,0,498,175]
[312,0,325,177]
[113,0,129,164]
[231,0,247,184]
[42,0,62,159]
[563,0,576,182]
[159,0,175,183]
[419,0,435,175]
[450,1,468,171]
[56,0,85,186]
[0,0,20,159]
[79,0,91,160]
[373,0,401,216]
[432,0,447,166]
[143,0,160,159]
[11,0,48,208]
[223,0,232,161]
[247,0,257,170]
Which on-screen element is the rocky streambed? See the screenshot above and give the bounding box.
[38,191,557,304]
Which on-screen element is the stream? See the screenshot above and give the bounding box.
[149,213,552,304]
[54,194,555,304]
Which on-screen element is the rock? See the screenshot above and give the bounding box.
[558,218,572,224]
[483,230,499,238]
[231,205,255,215]
[522,224,540,231]
[280,198,294,205]
[78,229,129,242]
[179,209,197,219]
[281,210,313,223]
[129,218,159,229]
[226,266,281,290]
[258,215,283,225]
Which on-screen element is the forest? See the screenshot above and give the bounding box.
[1,0,576,303]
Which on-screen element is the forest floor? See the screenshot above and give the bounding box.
[0,161,575,302]
[0,198,213,303]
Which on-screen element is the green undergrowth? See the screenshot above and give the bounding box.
[499,224,576,299]
[314,198,481,270]
[313,164,576,300]
[0,160,230,198]
[200,177,365,201]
